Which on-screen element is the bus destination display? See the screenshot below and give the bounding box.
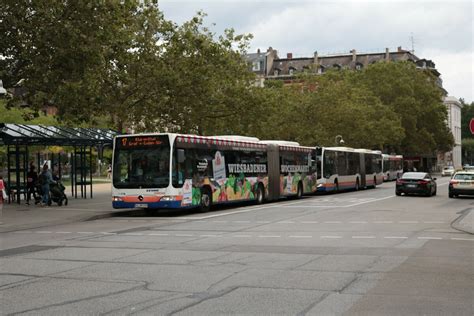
[119,136,164,148]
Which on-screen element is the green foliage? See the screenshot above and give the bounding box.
[356,62,454,154]
[0,99,58,125]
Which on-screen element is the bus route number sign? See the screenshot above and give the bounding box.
[120,136,163,148]
[470,118,474,135]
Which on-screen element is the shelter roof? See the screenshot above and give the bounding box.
[0,123,119,146]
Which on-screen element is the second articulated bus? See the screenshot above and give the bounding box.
[382,154,403,181]
[315,146,383,192]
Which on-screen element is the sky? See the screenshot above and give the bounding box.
[159,0,473,103]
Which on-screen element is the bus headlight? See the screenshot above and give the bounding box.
[112,196,123,202]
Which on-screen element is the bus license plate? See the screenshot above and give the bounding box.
[135,203,148,208]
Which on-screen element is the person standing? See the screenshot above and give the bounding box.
[0,175,6,221]
[39,164,53,206]
[26,164,39,205]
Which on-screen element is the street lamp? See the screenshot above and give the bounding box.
[335,135,345,146]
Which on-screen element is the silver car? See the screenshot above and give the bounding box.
[449,171,474,198]
[441,166,455,177]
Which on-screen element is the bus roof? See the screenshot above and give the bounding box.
[260,140,301,146]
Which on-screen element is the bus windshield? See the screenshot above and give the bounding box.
[113,136,170,188]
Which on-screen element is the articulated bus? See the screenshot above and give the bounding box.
[112,133,318,211]
[315,147,383,192]
[382,154,403,181]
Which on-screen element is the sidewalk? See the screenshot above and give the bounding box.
[0,183,124,233]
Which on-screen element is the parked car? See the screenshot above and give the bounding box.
[463,165,474,171]
[441,166,455,177]
[449,171,474,198]
[396,172,437,196]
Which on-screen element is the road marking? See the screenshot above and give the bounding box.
[233,235,252,238]
[124,233,143,236]
[195,220,207,223]
[301,221,319,224]
[373,221,393,224]
[77,232,94,234]
[324,221,342,224]
[233,221,250,223]
[200,234,220,237]
[13,231,33,234]
[101,232,116,235]
[417,237,443,240]
[55,231,71,234]
[349,221,367,224]
[423,221,445,224]
[258,235,281,238]
[384,236,408,239]
[256,221,271,224]
[399,221,419,224]
[321,235,342,239]
[278,221,295,224]
[212,221,227,223]
[36,231,52,234]
[451,237,474,241]
[175,234,194,237]
[289,235,312,238]
[352,236,376,239]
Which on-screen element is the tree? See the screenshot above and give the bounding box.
[295,70,404,148]
[357,61,454,154]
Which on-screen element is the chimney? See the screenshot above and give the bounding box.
[313,51,318,64]
[385,48,390,61]
[287,53,293,59]
[350,49,356,62]
[257,48,261,54]
[397,46,402,52]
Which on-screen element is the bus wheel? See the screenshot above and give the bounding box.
[199,188,212,213]
[373,176,377,188]
[355,178,360,191]
[256,184,264,204]
[334,180,339,193]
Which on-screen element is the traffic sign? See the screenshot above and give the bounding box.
[470,118,474,135]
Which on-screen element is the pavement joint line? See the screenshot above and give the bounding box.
[417,236,443,240]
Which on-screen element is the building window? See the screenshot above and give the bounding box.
[252,61,260,71]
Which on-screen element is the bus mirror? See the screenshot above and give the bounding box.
[177,149,185,163]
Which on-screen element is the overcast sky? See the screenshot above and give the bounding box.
[159,0,473,102]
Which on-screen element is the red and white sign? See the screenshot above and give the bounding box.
[470,118,474,135]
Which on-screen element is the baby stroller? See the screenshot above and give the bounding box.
[49,181,68,206]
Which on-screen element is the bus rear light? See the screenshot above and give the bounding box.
[112,196,123,202]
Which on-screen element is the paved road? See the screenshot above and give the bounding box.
[1,177,473,315]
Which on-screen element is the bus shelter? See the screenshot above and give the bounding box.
[0,123,119,204]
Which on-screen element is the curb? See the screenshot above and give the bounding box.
[451,208,474,235]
